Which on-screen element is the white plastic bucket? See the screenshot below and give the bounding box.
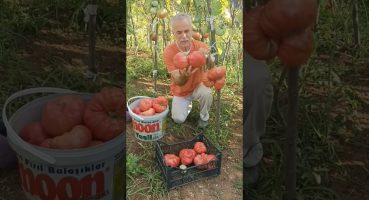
[127,96,169,142]
[2,87,124,200]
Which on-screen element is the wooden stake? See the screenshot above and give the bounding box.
[285,67,299,200]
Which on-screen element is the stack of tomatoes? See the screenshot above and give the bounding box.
[132,96,168,116]
[202,66,226,90]
[19,87,124,149]
[164,141,217,170]
[173,50,207,69]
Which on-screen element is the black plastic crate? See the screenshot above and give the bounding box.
[155,134,222,190]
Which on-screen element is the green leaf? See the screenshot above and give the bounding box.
[211,0,222,16]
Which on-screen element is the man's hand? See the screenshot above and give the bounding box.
[198,47,215,68]
[172,66,198,86]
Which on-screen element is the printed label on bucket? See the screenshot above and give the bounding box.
[133,118,166,141]
[16,150,124,200]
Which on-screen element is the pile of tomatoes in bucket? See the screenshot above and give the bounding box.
[131,96,168,116]
[164,141,217,170]
[20,87,124,149]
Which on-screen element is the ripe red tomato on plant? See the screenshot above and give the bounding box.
[164,154,180,167]
[202,72,214,88]
[41,125,92,149]
[214,77,226,90]
[179,149,196,165]
[150,33,158,41]
[192,32,202,40]
[20,122,49,146]
[41,95,85,137]
[157,8,168,19]
[84,87,125,141]
[187,51,206,68]
[207,66,226,81]
[194,142,207,154]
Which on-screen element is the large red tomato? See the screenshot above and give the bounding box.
[192,32,202,40]
[173,52,189,69]
[214,77,226,90]
[193,153,208,169]
[41,125,92,149]
[152,103,166,113]
[207,66,226,81]
[179,149,196,165]
[140,108,155,116]
[277,28,314,66]
[206,154,217,170]
[133,107,141,115]
[164,154,180,167]
[202,72,214,88]
[20,122,49,146]
[194,142,207,154]
[41,95,85,136]
[139,99,153,112]
[188,51,206,68]
[153,96,168,106]
[152,96,168,113]
[84,87,125,141]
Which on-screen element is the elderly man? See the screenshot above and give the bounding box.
[163,13,212,128]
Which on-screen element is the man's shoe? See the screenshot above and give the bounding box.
[244,164,260,188]
[197,119,209,128]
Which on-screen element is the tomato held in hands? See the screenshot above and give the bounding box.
[187,51,206,68]
[164,154,180,167]
[41,95,85,137]
[173,52,189,69]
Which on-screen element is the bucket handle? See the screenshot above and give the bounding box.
[2,87,77,164]
[126,96,152,121]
